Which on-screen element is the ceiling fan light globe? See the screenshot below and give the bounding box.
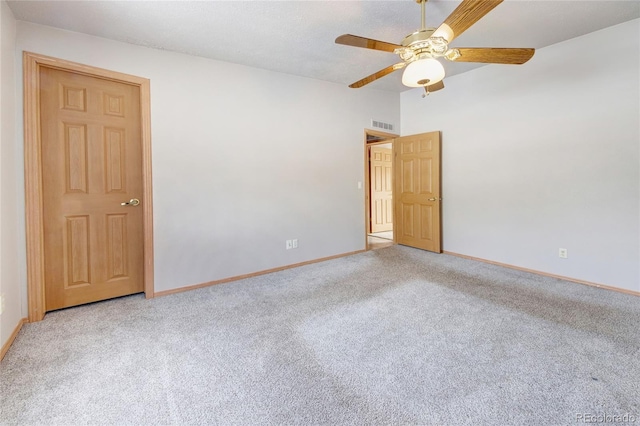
[402,58,445,88]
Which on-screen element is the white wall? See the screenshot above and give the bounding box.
[1,0,22,349]
[401,19,640,292]
[13,22,400,295]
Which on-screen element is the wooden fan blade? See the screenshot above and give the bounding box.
[336,34,402,53]
[432,0,503,43]
[422,81,444,97]
[452,48,535,64]
[428,81,445,92]
[349,63,405,88]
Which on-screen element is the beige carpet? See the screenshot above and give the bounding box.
[1,245,638,425]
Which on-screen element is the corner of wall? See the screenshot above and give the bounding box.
[1,0,26,353]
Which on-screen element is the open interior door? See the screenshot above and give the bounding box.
[394,131,442,252]
[370,145,393,233]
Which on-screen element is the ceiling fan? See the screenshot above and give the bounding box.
[335,0,535,96]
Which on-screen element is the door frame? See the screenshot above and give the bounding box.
[23,52,154,322]
[364,129,398,250]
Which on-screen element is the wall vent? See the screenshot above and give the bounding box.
[371,120,394,132]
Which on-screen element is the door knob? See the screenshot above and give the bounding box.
[121,198,140,206]
[428,197,438,201]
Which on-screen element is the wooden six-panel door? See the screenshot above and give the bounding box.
[394,131,442,252]
[370,146,393,233]
[40,67,144,310]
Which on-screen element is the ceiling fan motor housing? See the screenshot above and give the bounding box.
[401,28,436,47]
[396,29,450,63]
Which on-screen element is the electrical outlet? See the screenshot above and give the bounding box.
[292,239,298,249]
[0,293,5,315]
[286,240,293,250]
[559,248,568,259]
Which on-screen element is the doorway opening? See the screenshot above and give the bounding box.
[364,129,398,251]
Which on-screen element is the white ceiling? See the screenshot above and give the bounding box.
[7,0,640,92]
